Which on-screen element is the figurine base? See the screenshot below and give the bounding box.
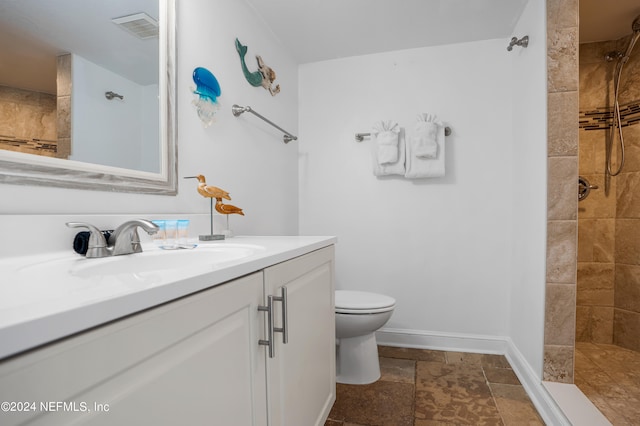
[199,234,225,241]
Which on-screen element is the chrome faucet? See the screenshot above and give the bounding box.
[67,219,159,258]
[108,219,159,256]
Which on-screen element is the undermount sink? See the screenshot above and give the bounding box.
[16,243,263,285]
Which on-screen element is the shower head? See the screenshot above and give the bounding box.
[620,15,640,63]
[633,15,640,32]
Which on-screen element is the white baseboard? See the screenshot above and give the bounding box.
[376,327,508,354]
[375,327,602,426]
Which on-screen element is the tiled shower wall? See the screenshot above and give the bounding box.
[544,0,579,383]
[0,53,70,159]
[577,37,640,352]
[0,85,57,155]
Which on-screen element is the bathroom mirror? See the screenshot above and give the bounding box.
[0,0,177,194]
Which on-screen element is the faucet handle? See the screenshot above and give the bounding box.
[66,222,110,258]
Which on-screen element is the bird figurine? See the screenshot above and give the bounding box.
[185,175,231,200]
[215,198,245,216]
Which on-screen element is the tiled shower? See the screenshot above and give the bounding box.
[577,36,640,352]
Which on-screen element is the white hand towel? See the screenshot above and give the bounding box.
[373,120,400,165]
[371,127,406,176]
[411,113,443,158]
[405,114,445,178]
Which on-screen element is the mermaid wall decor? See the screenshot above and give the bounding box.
[235,38,280,96]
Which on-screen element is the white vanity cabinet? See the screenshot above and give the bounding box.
[264,245,336,426]
[0,245,335,426]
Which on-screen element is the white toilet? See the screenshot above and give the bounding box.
[335,290,396,384]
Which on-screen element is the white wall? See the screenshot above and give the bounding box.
[298,40,515,338]
[0,0,299,243]
[71,54,154,172]
[508,0,548,378]
[1,0,549,380]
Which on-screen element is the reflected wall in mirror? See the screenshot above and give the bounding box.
[0,0,177,194]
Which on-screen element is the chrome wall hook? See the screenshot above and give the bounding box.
[507,35,529,51]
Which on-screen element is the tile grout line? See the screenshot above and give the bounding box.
[483,366,507,426]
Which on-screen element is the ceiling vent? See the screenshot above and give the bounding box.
[111,12,158,40]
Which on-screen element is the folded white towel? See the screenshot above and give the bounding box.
[371,128,406,176]
[373,120,400,165]
[405,114,445,178]
[411,113,443,158]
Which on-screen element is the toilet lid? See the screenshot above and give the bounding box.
[335,290,396,311]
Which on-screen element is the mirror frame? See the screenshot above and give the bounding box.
[0,0,177,195]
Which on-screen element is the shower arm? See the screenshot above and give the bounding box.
[232,104,298,144]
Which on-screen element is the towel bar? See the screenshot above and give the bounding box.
[355,127,451,142]
[232,104,297,143]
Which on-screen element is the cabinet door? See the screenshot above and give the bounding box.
[264,245,335,426]
[0,273,267,426]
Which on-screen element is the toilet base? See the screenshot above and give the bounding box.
[336,332,380,384]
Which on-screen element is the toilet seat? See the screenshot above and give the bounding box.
[335,290,395,314]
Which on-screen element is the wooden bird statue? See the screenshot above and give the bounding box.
[215,198,245,216]
[185,175,231,200]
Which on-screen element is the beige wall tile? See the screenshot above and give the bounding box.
[593,135,610,177]
[0,101,18,136]
[548,27,578,93]
[0,86,56,141]
[548,157,578,220]
[615,264,640,313]
[615,219,640,265]
[56,96,71,140]
[545,283,577,345]
[544,345,574,382]
[617,171,640,217]
[577,218,614,262]
[579,129,610,176]
[614,309,640,351]
[575,305,591,342]
[575,305,614,344]
[618,127,640,173]
[547,220,578,283]
[548,92,579,156]
[56,137,71,159]
[546,0,578,29]
[577,219,595,262]
[589,306,614,344]
[579,132,596,174]
[578,62,614,110]
[618,38,640,104]
[577,262,614,306]
[56,54,72,97]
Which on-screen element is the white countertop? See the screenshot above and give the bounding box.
[0,236,336,360]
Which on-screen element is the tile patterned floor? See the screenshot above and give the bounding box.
[575,342,640,425]
[325,346,544,426]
